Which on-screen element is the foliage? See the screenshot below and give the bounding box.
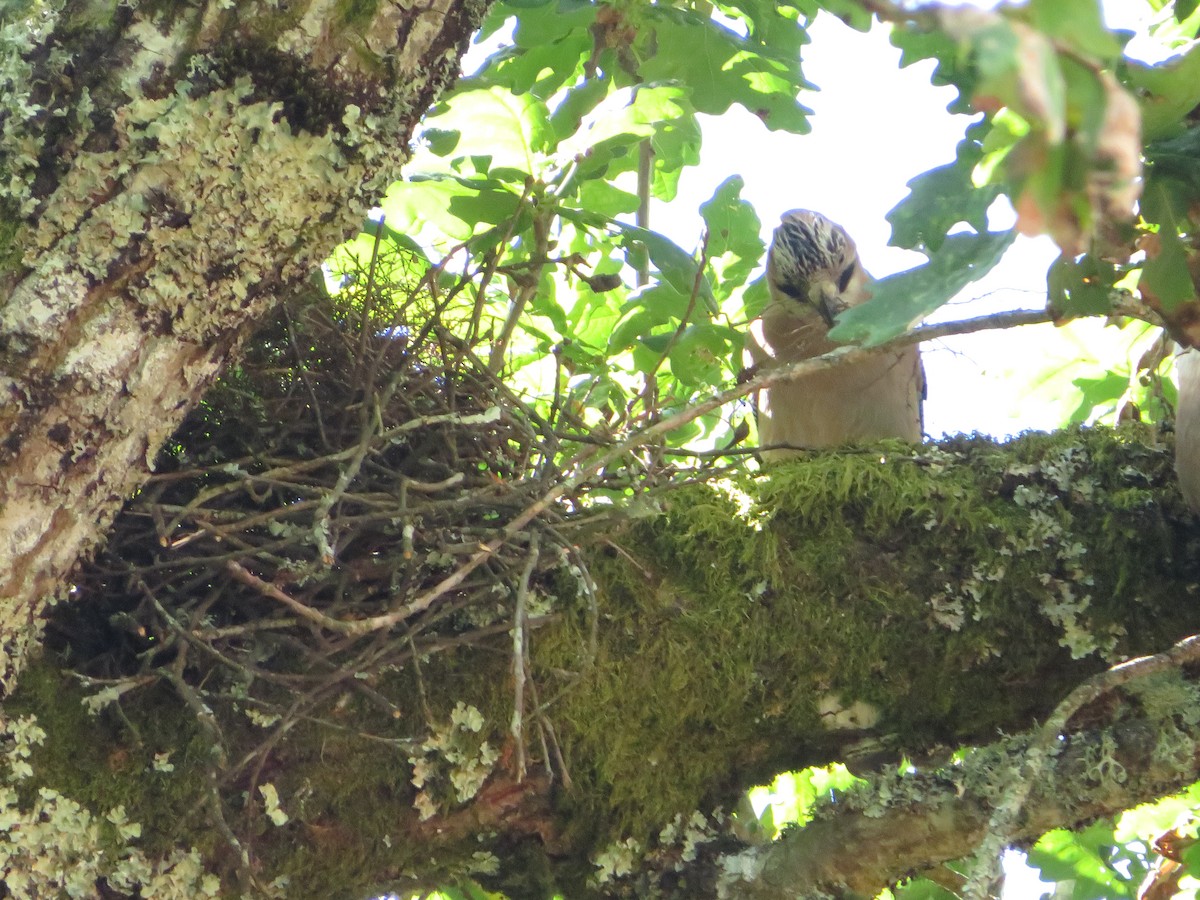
[348,0,1192,459]
[47,0,1200,897]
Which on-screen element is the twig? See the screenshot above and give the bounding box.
[528,673,571,788]
[636,141,653,287]
[284,306,331,452]
[468,178,537,346]
[403,472,465,493]
[357,214,387,393]
[488,205,552,374]
[408,634,435,727]
[642,227,712,397]
[225,560,363,635]
[510,532,539,781]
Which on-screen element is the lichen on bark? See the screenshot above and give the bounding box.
[0,0,486,688]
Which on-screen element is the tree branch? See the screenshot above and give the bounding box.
[716,665,1200,899]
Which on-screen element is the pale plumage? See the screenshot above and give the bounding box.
[744,210,924,459]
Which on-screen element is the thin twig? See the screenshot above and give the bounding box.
[225,560,363,635]
[488,205,552,374]
[636,141,651,287]
[649,228,712,383]
[510,532,539,781]
[468,179,537,346]
[528,674,571,788]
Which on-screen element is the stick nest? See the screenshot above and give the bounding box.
[58,253,622,744]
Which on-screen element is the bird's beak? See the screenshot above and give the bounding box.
[808,279,845,329]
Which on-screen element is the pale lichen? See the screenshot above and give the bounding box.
[259,782,290,826]
[408,701,500,820]
[590,835,644,886]
[0,0,63,217]
[0,712,221,897]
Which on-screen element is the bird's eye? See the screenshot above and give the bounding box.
[837,264,855,293]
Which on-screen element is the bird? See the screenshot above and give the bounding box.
[743,210,924,460]
[1175,347,1200,512]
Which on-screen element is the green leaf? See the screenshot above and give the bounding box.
[1141,178,1199,313]
[472,1,515,43]
[1027,823,1135,899]
[756,802,775,838]
[1141,173,1194,226]
[1127,45,1200,141]
[1116,786,1200,843]
[828,230,1017,346]
[559,208,717,314]
[379,175,522,241]
[1026,0,1123,61]
[577,178,641,216]
[359,217,429,259]
[892,878,961,900]
[667,323,737,386]
[559,83,692,171]
[664,413,703,446]
[1048,253,1118,317]
[611,222,717,313]
[699,176,765,293]
[646,107,703,201]
[715,0,815,57]
[549,75,612,144]
[424,87,552,175]
[1068,372,1128,423]
[551,80,701,201]
[422,127,461,157]
[470,28,592,97]
[740,274,770,319]
[888,132,1001,252]
[890,27,977,115]
[1142,220,1199,312]
[1146,124,1200,191]
[637,5,814,132]
[510,0,595,47]
[607,284,695,352]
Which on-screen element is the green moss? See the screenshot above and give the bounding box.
[238,654,516,896]
[532,427,1200,848]
[0,206,24,273]
[4,660,211,858]
[6,650,521,896]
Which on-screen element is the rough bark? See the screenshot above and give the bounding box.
[0,0,484,687]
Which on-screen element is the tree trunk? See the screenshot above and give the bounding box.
[0,0,483,686]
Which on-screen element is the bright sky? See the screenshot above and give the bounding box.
[654,1,1172,440]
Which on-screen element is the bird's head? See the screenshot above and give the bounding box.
[766,209,868,328]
